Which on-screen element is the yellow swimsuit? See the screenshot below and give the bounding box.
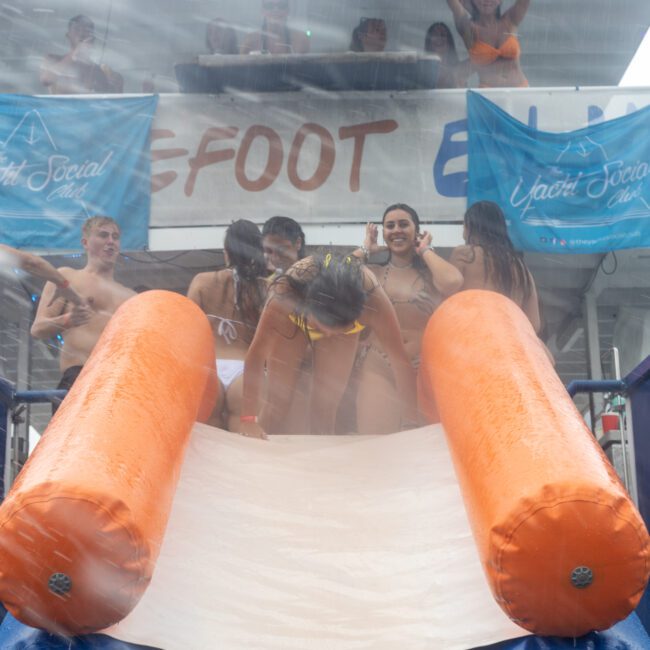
[289,314,365,342]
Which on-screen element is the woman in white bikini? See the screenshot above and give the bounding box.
[354,204,463,434]
[187,220,268,431]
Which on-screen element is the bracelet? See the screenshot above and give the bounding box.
[419,246,435,257]
[240,415,257,423]
[58,279,70,289]
[360,245,370,262]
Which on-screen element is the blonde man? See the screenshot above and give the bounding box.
[31,216,135,409]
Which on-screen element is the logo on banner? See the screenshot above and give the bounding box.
[510,135,650,226]
[0,110,115,209]
[467,91,650,253]
[0,94,157,250]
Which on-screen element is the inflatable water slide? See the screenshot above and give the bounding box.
[0,290,648,649]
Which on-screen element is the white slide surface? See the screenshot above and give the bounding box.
[106,424,527,650]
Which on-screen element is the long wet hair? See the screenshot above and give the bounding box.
[282,253,366,329]
[262,215,306,259]
[224,219,267,329]
[464,201,531,300]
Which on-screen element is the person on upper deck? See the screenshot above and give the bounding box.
[424,21,469,88]
[240,0,309,55]
[349,18,387,53]
[40,15,123,94]
[445,0,530,88]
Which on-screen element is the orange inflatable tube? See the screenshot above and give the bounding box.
[419,290,649,637]
[0,290,217,635]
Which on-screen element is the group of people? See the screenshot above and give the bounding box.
[18,201,541,440]
[40,1,531,94]
[203,0,532,89]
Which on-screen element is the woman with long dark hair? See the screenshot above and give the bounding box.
[354,203,463,434]
[241,252,418,437]
[187,219,268,431]
[446,0,530,88]
[424,22,468,88]
[449,200,540,331]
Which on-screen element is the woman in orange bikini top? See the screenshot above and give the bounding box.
[446,0,531,88]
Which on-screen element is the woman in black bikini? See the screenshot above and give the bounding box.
[354,204,463,434]
[241,252,418,438]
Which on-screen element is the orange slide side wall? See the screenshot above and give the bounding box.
[0,291,217,635]
[420,290,650,637]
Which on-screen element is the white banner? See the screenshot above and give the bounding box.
[150,87,650,229]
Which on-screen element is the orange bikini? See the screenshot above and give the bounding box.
[469,34,521,65]
[469,33,529,87]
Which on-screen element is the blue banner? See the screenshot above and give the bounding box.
[0,94,158,250]
[467,91,650,253]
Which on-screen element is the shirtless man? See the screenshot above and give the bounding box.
[31,216,135,410]
[40,15,123,95]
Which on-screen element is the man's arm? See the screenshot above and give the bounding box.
[31,275,92,339]
[0,245,84,305]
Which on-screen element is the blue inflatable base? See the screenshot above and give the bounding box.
[0,611,648,650]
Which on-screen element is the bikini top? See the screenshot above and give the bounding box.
[379,264,440,327]
[208,269,257,345]
[289,313,365,343]
[469,34,521,66]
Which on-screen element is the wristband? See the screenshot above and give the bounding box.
[240,415,257,423]
[360,245,370,262]
[419,246,435,257]
[58,279,70,289]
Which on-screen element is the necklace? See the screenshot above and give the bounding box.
[388,259,414,269]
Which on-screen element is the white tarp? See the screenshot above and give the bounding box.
[150,87,650,230]
[106,424,527,650]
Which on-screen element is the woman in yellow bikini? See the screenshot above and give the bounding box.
[240,252,418,437]
[446,0,531,88]
[354,204,463,434]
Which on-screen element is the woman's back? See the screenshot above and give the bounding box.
[188,268,266,359]
[450,243,540,332]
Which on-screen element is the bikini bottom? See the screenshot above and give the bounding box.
[217,359,245,390]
